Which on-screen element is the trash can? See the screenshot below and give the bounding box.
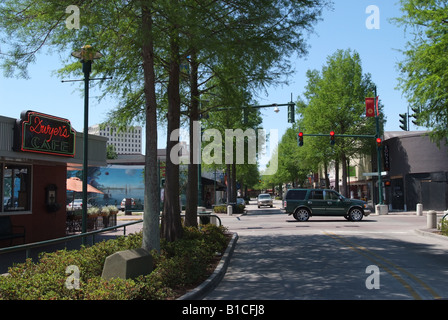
[125,198,132,215]
[198,207,210,224]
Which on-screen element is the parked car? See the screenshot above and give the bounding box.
[257,193,273,208]
[66,199,91,211]
[120,198,136,211]
[284,188,371,221]
[236,197,245,205]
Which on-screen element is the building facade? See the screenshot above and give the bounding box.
[88,124,142,155]
[0,112,107,247]
[383,131,448,211]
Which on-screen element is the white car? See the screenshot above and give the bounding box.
[66,199,91,210]
[257,193,273,208]
[120,198,136,211]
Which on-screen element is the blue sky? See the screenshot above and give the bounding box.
[0,1,414,168]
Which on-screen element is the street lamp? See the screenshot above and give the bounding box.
[71,45,102,240]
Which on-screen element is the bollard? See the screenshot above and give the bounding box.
[375,204,388,215]
[427,210,437,229]
[227,205,233,216]
[416,203,423,216]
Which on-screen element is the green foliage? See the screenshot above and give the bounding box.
[393,0,448,145]
[213,204,245,214]
[0,225,229,300]
[439,218,448,237]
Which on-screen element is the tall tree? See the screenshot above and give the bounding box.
[0,0,163,251]
[393,0,448,145]
[0,0,331,243]
[301,49,384,196]
[141,0,161,251]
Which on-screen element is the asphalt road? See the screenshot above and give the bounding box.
[205,200,448,300]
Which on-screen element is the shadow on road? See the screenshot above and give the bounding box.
[206,232,448,300]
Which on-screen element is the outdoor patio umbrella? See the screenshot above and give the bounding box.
[66,177,104,194]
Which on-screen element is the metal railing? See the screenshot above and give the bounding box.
[0,213,222,259]
[0,219,143,259]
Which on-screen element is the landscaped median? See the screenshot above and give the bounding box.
[0,225,232,300]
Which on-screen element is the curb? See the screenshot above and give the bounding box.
[177,232,239,300]
[414,229,448,242]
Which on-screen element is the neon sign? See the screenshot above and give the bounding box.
[14,111,76,157]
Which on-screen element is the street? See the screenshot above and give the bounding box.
[206,199,448,300]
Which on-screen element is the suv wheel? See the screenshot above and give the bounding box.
[349,208,364,221]
[294,208,310,222]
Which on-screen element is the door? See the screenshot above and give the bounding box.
[324,190,346,215]
[308,190,326,215]
[391,179,404,210]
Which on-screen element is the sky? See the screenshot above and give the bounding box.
[0,1,415,170]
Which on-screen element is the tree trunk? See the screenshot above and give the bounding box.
[226,164,231,204]
[323,160,330,189]
[335,159,339,193]
[162,29,183,242]
[185,52,199,227]
[340,153,348,197]
[141,2,160,252]
[232,162,237,202]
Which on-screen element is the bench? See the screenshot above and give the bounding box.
[0,216,26,246]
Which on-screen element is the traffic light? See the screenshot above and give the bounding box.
[330,131,335,145]
[298,132,303,147]
[399,113,408,131]
[376,137,382,147]
[410,106,420,126]
[288,102,295,123]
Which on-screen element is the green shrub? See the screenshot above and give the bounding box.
[213,205,227,213]
[439,218,448,236]
[213,204,245,214]
[0,226,229,300]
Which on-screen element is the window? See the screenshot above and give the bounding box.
[285,189,307,200]
[325,190,340,200]
[2,164,31,212]
[310,190,324,200]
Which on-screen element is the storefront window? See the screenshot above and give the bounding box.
[2,164,31,212]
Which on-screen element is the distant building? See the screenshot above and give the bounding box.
[382,131,448,211]
[88,124,142,155]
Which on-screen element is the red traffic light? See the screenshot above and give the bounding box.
[330,131,335,145]
[298,132,304,146]
[376,137,382,147]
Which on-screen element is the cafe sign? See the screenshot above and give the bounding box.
[14,111,76,157]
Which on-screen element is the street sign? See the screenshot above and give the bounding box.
[363,172,388,177]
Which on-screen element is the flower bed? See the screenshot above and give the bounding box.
[0,225,229,300]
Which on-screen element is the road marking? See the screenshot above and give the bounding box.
[324,231,441,300]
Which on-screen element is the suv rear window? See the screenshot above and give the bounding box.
[285,190,307,200]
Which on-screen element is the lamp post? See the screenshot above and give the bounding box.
[71,45,103,241]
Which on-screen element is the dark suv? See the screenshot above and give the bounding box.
[284,189,371,221]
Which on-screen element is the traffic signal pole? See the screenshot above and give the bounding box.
[297,87,384,205]
[374,89,384,204]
